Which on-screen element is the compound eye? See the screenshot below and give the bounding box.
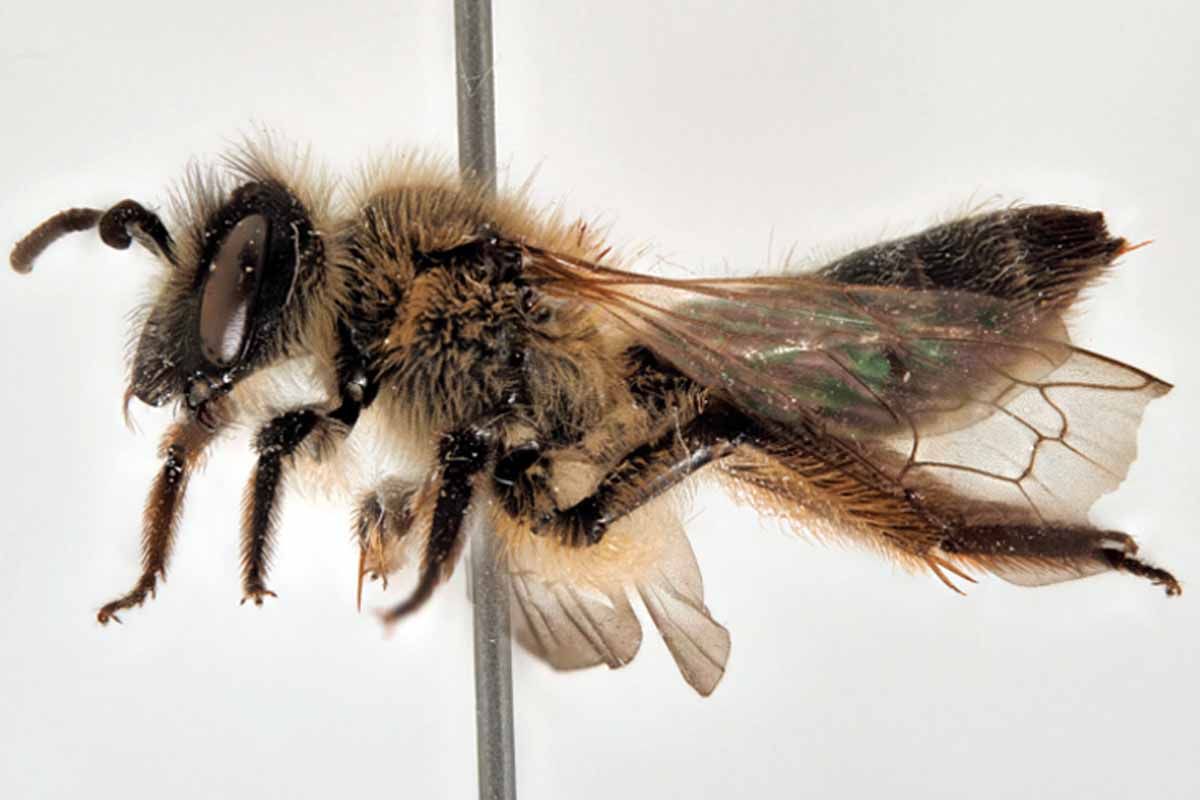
[200,213,268,365]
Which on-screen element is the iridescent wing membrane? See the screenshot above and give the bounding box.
[524,242,1168,550]
[503,209,1173,694]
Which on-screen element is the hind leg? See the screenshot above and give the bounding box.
[723,429,1180,596]
[495,403,756,547]
[941,525,1181,596]
[718,422,955,579]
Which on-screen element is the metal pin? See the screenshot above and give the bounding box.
[453,2,516,799]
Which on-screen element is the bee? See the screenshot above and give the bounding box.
[10,140,1179,696]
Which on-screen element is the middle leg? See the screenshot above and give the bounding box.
[379,426,493,623]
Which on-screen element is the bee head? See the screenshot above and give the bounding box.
[130,178,324,418]
[10,144,332,424]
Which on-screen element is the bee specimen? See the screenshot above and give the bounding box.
[11,141,1179,696]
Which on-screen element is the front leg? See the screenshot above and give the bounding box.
[240,409,324,604]
[97,418,218,624]
[380,427,492,623]
[241,348,375,604]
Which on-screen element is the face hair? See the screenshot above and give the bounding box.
[9,143,1180,695]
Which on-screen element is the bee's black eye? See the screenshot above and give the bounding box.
[200,214,268,365]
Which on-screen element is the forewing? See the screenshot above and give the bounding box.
[525,247,1170,526]
[526,248,1063,435]
[882,345,1169,525]
[644,280,1071,438]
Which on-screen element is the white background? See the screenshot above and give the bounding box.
[2,2,1198,798]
